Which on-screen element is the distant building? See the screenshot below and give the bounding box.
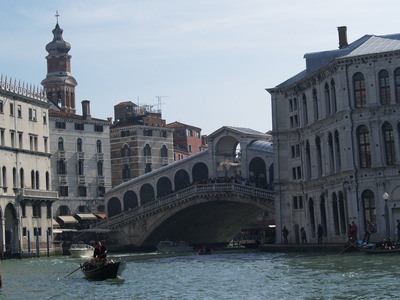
[166,121,208,161]
[110,101,174,187]
[267,27,400,244]
[0,76,58,256]
[41,21,112,221]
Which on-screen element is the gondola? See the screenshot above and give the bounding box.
[353,240,400,254]
[80,260,125,280]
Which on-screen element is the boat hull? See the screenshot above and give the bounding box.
[69,244,95,258]
[81,261,125,280]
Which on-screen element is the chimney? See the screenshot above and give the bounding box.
[338,26,348,49]
[82,100,91,120]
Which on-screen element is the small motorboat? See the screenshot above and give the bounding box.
[198,246,212,255]
[69,243,95,258]
[80,260,125,280]
[156,240,193,253]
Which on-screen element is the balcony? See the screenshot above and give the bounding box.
[77,152,85,160]
[58,175,67,184]
[78,175,85,185]
[97,176,105,186]
[97,153,104,161]
[162,157,169,165]
[18,188,58,200]
[58,150,66,160]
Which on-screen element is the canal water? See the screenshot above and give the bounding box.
[0,250,399,299]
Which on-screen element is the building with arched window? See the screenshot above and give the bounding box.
[267,26,400,244]
[42,21,112,219]
[110,101,174,187]
[0,76,58,257]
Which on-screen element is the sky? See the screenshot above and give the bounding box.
[1,0,399,135]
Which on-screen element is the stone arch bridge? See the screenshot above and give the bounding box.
[96,126,275,249]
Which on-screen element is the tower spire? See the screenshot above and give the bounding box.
[55,10,60,24]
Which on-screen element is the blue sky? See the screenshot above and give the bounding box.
[1,0,399,134]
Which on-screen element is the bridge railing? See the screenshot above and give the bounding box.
[94,183,274,229]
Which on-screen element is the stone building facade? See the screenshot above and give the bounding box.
[0,77,58,256]
[110,101,174,187]
[42,21,112,219]
[268,27,400,244]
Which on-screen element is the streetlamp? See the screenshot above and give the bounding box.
[383,192,390,238]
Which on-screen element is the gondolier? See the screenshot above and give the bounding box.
[93,241,107,263]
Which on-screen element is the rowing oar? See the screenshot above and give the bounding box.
[64,265,81,278]
[338,241,355,255]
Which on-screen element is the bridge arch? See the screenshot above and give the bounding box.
[123,190,138,211]
[249,157,267,188]
[192,162,209,184]
[174,169,190,191]
[140,183,155,205]
[108,197,122,217]
[157,177,173,197]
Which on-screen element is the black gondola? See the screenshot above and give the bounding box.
[352,240,400,254]
[80,261,125,280]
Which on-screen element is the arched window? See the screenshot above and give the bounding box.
[331,80,337,113]
[328,133,334,174]
[20,168,24,188]
[2,166,6,187]
[46,172,50,190]
[57,160,66,174]
[121,144,130,157]
[77,138,83,152]
[144,144,151,156]
[58,137,64,150]
[35,171,39,189]
[353,72,366,108]
[312,89,319,121]
[362,190,376,233]
[31,170,35,189]
[395,68,400,103]
[334,130,341,172]
[96,140,102,153]
[379,69,391,105]
[357,125,371,168]
[382,122,395,165]
[161,145,168,158]
[315,136,322,177]
[302,94,308,126]
[305,140,311,180]
[324,82,331,116]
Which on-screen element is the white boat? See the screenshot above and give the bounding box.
[156,240,193,253]
[68,243,95,258]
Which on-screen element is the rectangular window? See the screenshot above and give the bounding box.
[291,144,300,158]
[18,132,23,149]
[43,112,47,124]
[10,130,15,147]
[0,100,3,113]
[0,129,4,146]
[23,227,27,237]
[34,227,42,236]
[10,103,14,116]
[161,130,167,138]
[78,186,87,197]
[32,202,41,217]
[94,125,103,132]
[293,196,304,210]
[55,121,66,129]
[47,203,52,218]
[75,123,84,130]
[29,108,37,121]
[196,131,201,138]
[143,129,153,136]
[121,130,130,137]
[21,203,26,217]
[98,186,105,197]
[188,144,192,153]
[17,105,22,118]
[44,137,48,153]
[59,186,69,196]
[186,129,193,137]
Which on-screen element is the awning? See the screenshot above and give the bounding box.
[75,213,97,220]
[57,215,79,224]
[95,213,106,219]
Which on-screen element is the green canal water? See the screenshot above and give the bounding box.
[0,250,399,299]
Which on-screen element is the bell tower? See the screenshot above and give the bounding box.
[41,12,77,114]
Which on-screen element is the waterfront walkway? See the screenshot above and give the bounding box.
[259,243,354,253]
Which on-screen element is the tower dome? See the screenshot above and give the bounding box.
[45,23,71,55]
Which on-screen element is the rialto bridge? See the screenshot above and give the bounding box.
[96,126,275,249]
